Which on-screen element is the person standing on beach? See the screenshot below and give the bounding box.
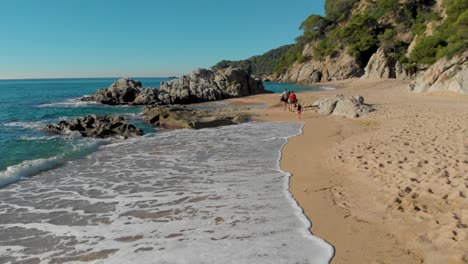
[296,103,302,119]
[288,91,297,111]
[280,89,290,110]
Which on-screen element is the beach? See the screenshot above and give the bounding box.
[1,77,467,263]
[231,79,468,264]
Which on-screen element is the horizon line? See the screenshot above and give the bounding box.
[0,75,179,81]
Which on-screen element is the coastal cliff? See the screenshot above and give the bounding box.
[214,0,467,93]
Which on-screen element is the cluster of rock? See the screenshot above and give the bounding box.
[409,50,468,93]
[82,67,268,106]
[81,78,159,105]
[142,105,250,129]
[45,114,144,138]
[312,95,375,118]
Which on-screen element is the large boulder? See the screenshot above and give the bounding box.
[142,105,250,129]
[158,67,268,104]
[312,95,375,118]
[45,115,144,138]
[409,50,468,93]
[314,96,341,115]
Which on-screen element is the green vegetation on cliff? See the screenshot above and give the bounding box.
[211,45,293,77]
[214,0,467,77]
[410,0,468,64]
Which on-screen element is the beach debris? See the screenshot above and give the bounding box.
[45,114,144,139]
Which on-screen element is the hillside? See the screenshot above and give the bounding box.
[211,45,293,77]
[214,0,468,93]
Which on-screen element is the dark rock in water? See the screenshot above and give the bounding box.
[45,114,144,138]
[142,105,250,129]
[81,78,158,105]
[82,68,269,106]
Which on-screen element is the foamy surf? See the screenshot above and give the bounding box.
[0,140,101,188]
[37,98,101,108]
[3,121,46,130]
[0,122,333,264]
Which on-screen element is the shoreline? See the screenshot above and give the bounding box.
[230,78,468,263]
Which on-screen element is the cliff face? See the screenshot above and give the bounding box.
[273,0,446,83]
[227,0,466,93]
[410,50,468,93]
[271,51,362,84]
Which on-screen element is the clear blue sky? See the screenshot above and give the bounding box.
[0,0,325,79]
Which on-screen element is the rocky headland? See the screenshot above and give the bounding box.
[45,114,144,139]
[82,67,268,106]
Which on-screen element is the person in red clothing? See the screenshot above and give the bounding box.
[296,103,302,119]
[288,91,297,111]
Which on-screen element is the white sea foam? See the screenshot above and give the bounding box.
[4,121,45,130]
[0,157,64,187]
[38,98,101,108]
[0,122,334,263]
[0,140,100,188]
[18,135,60,141]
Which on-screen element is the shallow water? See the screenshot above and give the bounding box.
[0,122,333,264]
[0,78,169,180]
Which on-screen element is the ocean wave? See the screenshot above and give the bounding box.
[0,140,101,188]
[37,98,101,108]
[4,121,45,130]
[17,135,60,141]
[123,112,142,118]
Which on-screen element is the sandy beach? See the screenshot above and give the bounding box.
[230,79,468,264]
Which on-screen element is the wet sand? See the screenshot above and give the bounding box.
[229,79,468,264]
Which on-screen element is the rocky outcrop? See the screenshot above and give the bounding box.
[142,105,250,129]
[312,95,375,118]
[45,115,144,138]
[361,48,412,80]
[133,88,160,105]
[273,51,363,84]
[157,68,268,104]
[81,78,148,105]
[409,51,468,93]
[83,68,268,106]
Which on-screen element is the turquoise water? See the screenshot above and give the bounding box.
[0,78,327,187]
[0,78,169,186]
[264,81,333,93]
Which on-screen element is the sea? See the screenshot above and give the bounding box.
[0,78,333,263]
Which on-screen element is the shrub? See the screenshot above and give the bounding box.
[325,0,359,22]
[410,0,468,64]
